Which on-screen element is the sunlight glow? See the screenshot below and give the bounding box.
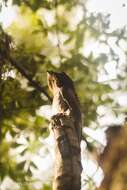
[83,127,106,146]
[87,0,127,30]
[0,4,18,28]
[0,1,127,189]
[0,177,19,190]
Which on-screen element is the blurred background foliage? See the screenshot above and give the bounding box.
[0,0,127,189]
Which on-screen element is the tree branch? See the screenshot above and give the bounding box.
[8,56,52,102]
[54,0,62,62]
[0,61,3,142]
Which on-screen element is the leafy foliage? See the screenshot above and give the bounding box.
[0,0,127,189]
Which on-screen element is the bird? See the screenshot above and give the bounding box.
[47,71,82,142]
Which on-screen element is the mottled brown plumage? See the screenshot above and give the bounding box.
[47,71,82,142]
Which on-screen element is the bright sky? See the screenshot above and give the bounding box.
[87,0,127,30]
[0,0,127,29]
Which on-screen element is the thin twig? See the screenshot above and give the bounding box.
[0,61,3,142]
[8,56,52,102]
[54,0,62,62]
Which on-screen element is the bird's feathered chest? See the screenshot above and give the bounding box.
[51,88,81,122]
[52,90,68,116]
[51,87,82,142]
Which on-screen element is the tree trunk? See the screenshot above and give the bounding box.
[97,121,127,190]
[50,114,82,190]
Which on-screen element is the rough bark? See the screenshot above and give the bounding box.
[50,113,82,190]
[97,121,127,190]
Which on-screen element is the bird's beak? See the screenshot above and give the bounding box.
[47,70,53,75]
[47,71,52,78]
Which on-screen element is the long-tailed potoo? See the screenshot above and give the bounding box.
[47,71,82,142]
